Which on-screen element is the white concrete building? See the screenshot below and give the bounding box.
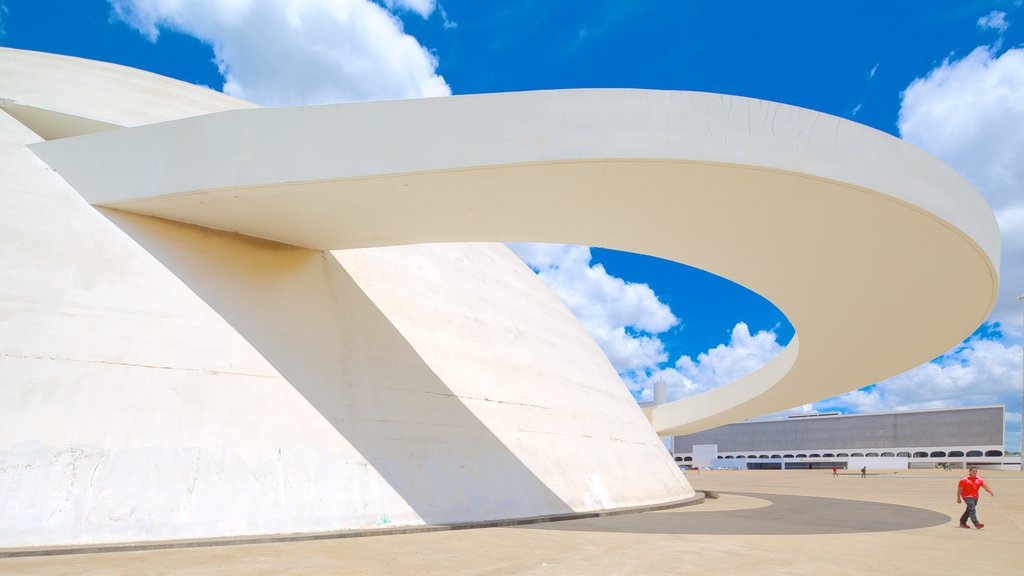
[0,48,1001,548]
[671,406,1016,470]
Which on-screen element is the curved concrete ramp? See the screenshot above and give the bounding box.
[31,89,1001,434]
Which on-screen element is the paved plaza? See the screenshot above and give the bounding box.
[2,468,1020,575]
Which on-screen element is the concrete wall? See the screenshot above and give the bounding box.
[708,457,912,470]
[0,49,692,548]
[847,457,911,471]
[692,445,718,468]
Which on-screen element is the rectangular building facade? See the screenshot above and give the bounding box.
[672,406,1004,457]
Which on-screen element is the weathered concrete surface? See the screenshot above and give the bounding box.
[0,47,691,548]
[32,87,1001,436]
[0,46,1001,549]
[1,470,1019,575]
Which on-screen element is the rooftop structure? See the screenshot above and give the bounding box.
[672,406,1013,470]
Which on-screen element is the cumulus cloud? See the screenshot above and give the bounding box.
[381,0,435,19]
[510,244,790,403]
[1007,411,1022,455]
[675,323,784,392]
[108,0,450,105]
[978,10,1009,32]
[898,45,1024,333]
[749,329,1022,452]
[509,243,677,373]
[825,334,1021,412]
[625,323,785,402]
[815,332,1022,451]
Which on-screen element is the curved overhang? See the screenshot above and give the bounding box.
[25,89,1000,435]
[0,47,255,134]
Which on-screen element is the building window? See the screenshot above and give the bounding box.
[930,451,946,458]
[897,452,910,457]
[881,452,894,457]
[866,452,879,457]
[985,450,1002,457]
[914,452,929,458]
[837,453,849,457]
[948,451,964,457]
[966,450,982,457]
[851,453,864,457]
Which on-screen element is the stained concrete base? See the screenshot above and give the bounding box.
[2,469,1020,575]
[0,495,705,558]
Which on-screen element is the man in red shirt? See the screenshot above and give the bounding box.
[956,466,995,528]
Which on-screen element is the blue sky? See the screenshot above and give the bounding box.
[2,0,1022,450]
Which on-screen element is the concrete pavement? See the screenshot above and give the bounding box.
[1,469,1020,575]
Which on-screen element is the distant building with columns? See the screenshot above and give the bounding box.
[668,406,1015,470]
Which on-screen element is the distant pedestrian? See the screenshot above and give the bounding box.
[957,466,995,529]
[860,466,866,478]
[832,466,838,477]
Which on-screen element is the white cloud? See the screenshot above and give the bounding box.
[977,10,1009,32]
[820,334,1021,413]
[438,3,457,29]
[753,332,1021,452]
[627,367,688,402]
[623,323,784,403]
[109,0,450,106]
[381,0,435,19]
[867,62,879,79]
[509,243,678,373]
[510,244,789,402]
[762,45,1024,450]
[673,323,783,395]
[1005,411,1021,455]
[0,3,8,36]
[898,45,1024,333]
[814,333,1022,451]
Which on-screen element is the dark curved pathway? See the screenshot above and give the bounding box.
[524,492,950,535]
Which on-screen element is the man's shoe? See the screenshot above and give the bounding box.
[975,523,985,529]
[959,523,971,528]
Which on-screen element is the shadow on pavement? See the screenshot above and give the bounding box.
[522,492,951,535]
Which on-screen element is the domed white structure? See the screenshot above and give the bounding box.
[0,48,998,548]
